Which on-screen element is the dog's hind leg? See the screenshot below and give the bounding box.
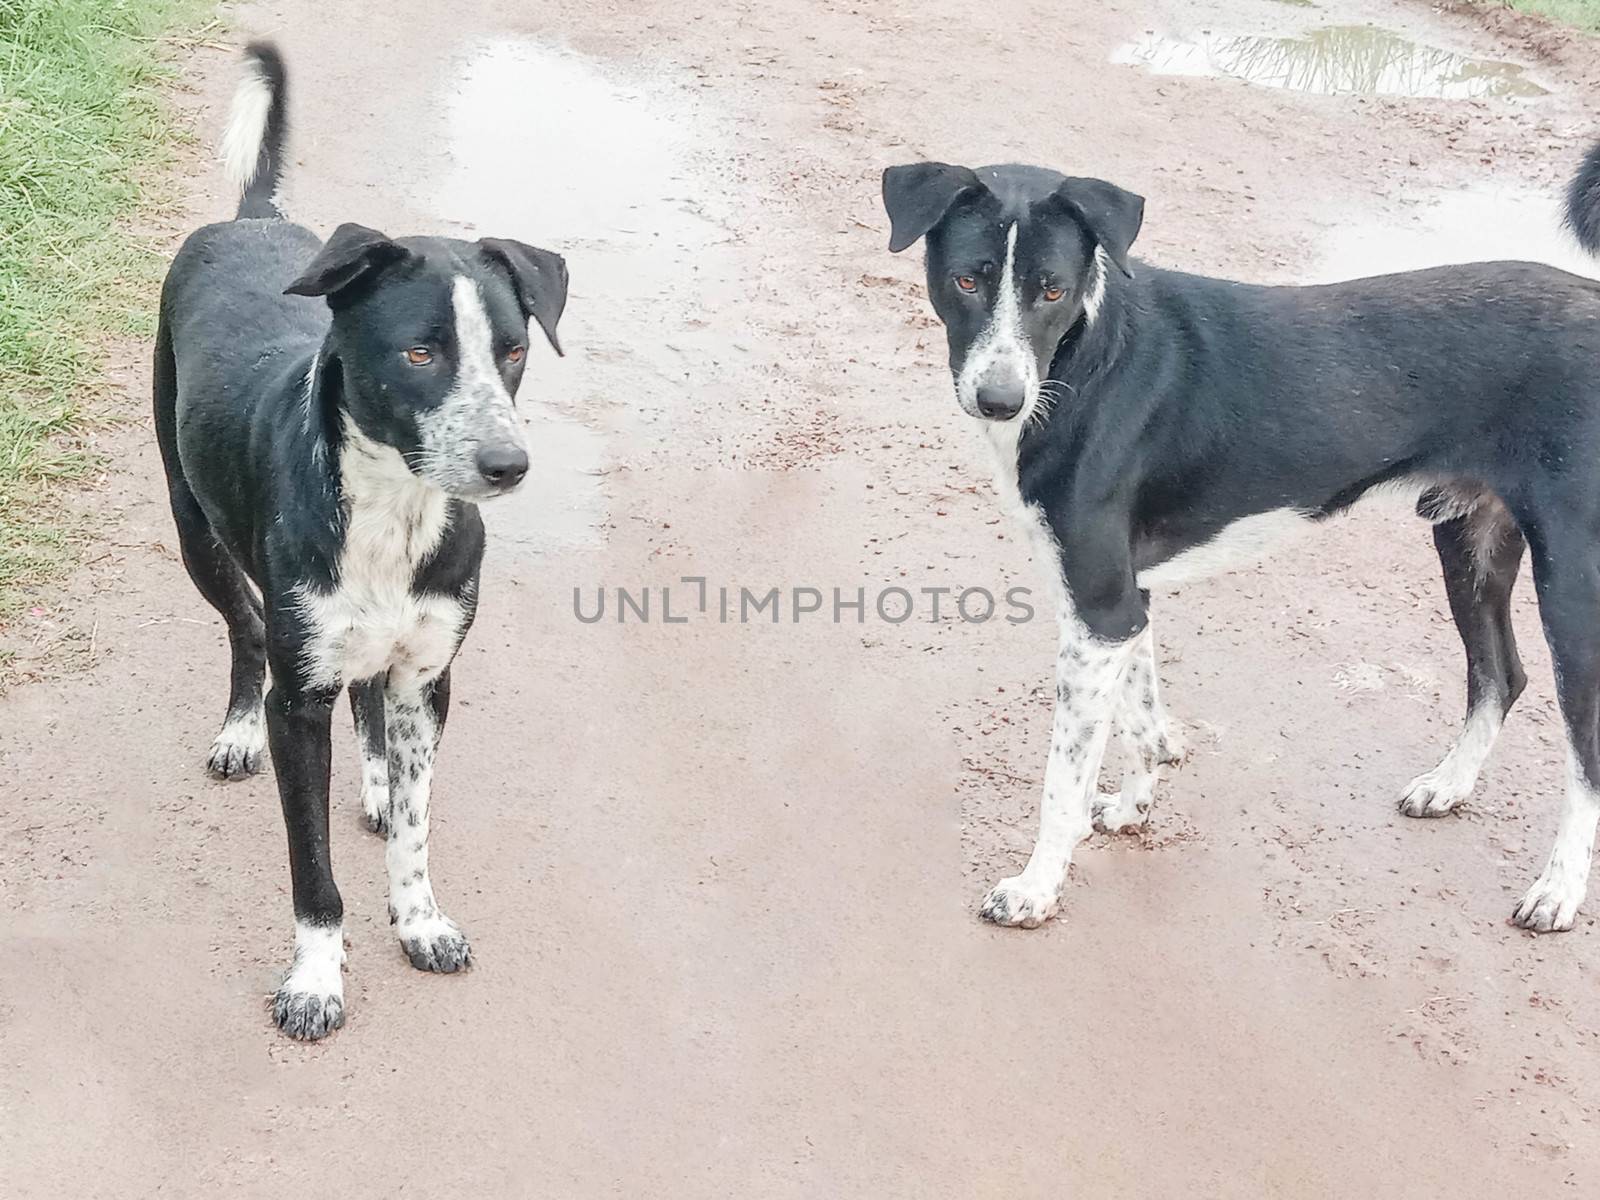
[349,676,389,834]
[1513,525,1600,932]
[1093,625,1184,834]
[1401,500,1526,817]
[384,667,471,972]
[153,317,267,779]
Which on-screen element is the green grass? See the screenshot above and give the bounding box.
[0,0,209,617]
[1502,0,1600,32]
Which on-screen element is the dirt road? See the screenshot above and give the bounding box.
[4,0,1600,1193]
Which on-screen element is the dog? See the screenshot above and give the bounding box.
[881,143,1600,933]
[154,43,568,1039]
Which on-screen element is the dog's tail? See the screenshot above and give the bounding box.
[1567,140,1600,255]
[219,42,289,220]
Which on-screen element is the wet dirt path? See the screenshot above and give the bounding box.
[4,0,1600,1194]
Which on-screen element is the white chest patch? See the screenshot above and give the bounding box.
[1135,508,1315,590]
[985,421,1070,614]
[292,426,466,691]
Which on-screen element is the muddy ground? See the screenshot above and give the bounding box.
[4,0,1600,1194]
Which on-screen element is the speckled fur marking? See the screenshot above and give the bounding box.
[384,686,471,972]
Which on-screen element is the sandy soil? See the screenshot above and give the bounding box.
[4,0,1600,1194]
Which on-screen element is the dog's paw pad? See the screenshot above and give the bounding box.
[1512,865,1587,933]
[1398,772,1467,819]
[978,877,1059,928]
[1092,791,1150,835]
[401,918,472,973]
[206,708,265,780]
[273,987,345,1040]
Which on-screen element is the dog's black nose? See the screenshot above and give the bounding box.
[975,385,1025,420]
[476,443,529,490]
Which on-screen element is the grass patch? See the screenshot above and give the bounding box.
[0,0,211,617]
[1500,1,1600,33]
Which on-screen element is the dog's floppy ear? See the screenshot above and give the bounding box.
[284,223,410,300]
[882,162,983,253]
[1045,178,1145,278]
[479,238,569,357]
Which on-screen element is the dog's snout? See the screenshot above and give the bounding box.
[475,442,529,491]
[975,381,1026,421]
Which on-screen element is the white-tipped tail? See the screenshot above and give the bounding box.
[219,57,273,194]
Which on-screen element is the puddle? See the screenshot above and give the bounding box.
[1313,183,1599,283]
[487,408,608,553]
[428,38,735,554]
[1113,25,1547,99]
[435,38,729,288]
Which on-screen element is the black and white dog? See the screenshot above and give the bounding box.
[882,145,1600,933]
[155,44,567,1038]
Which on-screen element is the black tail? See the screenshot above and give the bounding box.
[220,42,289,219]
[1567,140,1600,256]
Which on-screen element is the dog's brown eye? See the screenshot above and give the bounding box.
[1042,285,1064,303]
[404,347,433,366]
[505,345,525,364]
[955,275,977,293]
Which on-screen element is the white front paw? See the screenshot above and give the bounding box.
[399,913,472,973]
[274,926,346,1041]
[979,875,1061,928]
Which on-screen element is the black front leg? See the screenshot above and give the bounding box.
[266,678,345,1040]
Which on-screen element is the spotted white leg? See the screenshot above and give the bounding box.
[385,679,471,972]
[980,609,1139,927]
[1093,626,1184,834]
[1513,750,1600,932]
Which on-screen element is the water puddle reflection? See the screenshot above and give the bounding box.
[430,38,733,554]
[490,408,608,552]
[1113,26,1546,99]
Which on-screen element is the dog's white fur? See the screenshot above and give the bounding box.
[1094,627,1181,833]
[1137,508,1316,590]
[291,424,461,693]
[275,919,345,1035]
[385,689,470,970]
[206,702,266,777]
[956,224,1038,422]
[1081,246,1110,325]
[1399,699,1504,818]
[359,748,390,831]
[219,56,273,194]
[1514,750,1600,931]
[412,276,527,497]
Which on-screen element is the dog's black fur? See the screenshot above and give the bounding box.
[155,43,568,1038]
[884,146,1600,932]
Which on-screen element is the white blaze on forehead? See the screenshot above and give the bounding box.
[993,222,1023,345]
[450,274,507,400]
[955,221,1040,421]
[411,275,527,494]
